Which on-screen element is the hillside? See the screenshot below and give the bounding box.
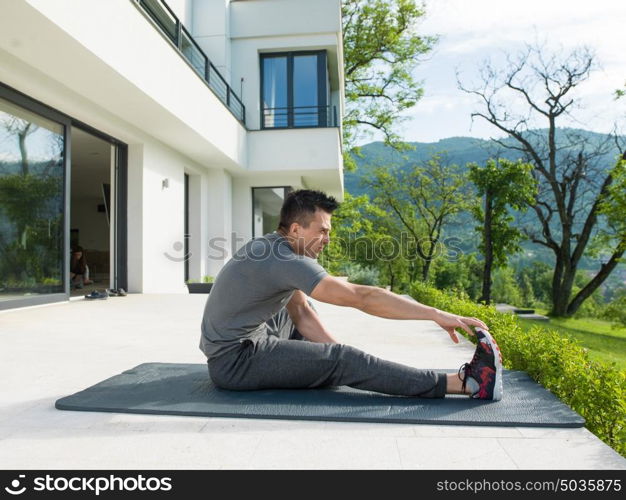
[344,128,624,270]
[346,129,622,196]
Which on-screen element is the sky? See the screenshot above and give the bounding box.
[383,0,626,144]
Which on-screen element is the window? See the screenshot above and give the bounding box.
[0,96,65,301]
[252,186,292,237]
[261,51,330,128]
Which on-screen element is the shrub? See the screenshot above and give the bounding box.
[339,263,380,286]
[410,281,626,457]
[491,267,522,305]
[604,294,626,329]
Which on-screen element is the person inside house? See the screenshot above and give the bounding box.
[199,189,503,400]
[70,245,93,289]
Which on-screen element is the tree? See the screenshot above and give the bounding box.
[517,261,553,307]
[0,116,38,176]
[0,116,62,288]
[320,192,411,291]
[342,0,436,170]
[491,267,522,306]
[468,158,536,304]
[431,253,482,300]
[518,272,536,307]
[604,289,626,328]
[365,154,468,281]
[459,42,625,317]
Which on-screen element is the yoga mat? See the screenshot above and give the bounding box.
[55,363,585,427]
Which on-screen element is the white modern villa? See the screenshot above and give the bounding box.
[0,0,345,310]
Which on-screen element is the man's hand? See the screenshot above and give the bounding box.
[430,309,489,344]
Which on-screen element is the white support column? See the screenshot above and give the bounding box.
[187,172,206,282]
[206,168,233,278]
[126,143,144,293]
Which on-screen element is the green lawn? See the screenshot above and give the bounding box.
[519,311,626,371]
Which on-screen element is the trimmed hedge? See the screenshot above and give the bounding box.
[410,281,626,457]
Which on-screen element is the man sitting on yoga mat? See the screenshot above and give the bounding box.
[199,189,503,400]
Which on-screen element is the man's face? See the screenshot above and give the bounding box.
[292,209,332,258]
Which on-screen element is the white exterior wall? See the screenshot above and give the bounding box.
[206,169,234,277]
[192,0,232,83]
[1,0,247,170]
[127,144,144,293]
[0,27,225,294]
[127,140,218,294]
[0,0,345,299]
[141,143,185,293]
[230,0,341,38]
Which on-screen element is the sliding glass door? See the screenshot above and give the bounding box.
[0,95,67,307]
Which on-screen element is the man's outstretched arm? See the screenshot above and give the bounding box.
[310,276,488,344]
[286,290,338,343]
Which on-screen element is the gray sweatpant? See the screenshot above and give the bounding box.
[207,305,447,398]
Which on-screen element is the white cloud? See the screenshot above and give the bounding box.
[387,0,626,143]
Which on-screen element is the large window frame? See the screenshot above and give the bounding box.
[260,51,331,129]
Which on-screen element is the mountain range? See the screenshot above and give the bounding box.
[345,128,622,196]
[343,128,624,271]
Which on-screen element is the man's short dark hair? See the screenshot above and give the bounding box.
[278,189,339,230]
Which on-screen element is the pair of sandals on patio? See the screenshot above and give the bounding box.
[84,288,127,300]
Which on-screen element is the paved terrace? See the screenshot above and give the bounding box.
[1,293,624,470]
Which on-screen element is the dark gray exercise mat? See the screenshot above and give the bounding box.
[55,363,585,427]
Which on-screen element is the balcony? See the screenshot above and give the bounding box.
[262,105,338,129]
[135,0,245,124]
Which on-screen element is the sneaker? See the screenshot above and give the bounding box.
[85,290,108,300]
[458,328,503,401]
[106,288,127,297]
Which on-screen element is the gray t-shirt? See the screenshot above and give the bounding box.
[199,232,328,359]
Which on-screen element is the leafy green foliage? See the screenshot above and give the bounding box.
[364,154,468,281]
[341,0,436,170]
[604,290,626,328]
[410,281,626,457]
[468,158,536,303]
[515,262,553,307]
[430,253,482,300]
[0,174,63,288]
[459,42,625,317]
[491,267,522,305]
[595,157,626,256]
[338,263,381,286]
[468,159,536,267]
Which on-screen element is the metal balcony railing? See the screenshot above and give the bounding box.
[262,105,338,129]
[135,0,245,124]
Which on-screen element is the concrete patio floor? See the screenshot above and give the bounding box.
[0,293,624,470]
